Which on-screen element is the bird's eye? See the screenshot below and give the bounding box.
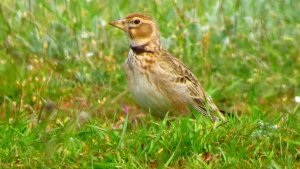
[134,19,140,24]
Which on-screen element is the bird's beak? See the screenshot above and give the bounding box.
[109,19,126,31]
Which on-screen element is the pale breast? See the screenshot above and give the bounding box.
[125,50,173,116]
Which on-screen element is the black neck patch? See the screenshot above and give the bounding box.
[130,44,154,54]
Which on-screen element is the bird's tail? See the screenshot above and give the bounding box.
[212,110,226,122]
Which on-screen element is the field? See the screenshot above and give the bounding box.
[0,0,300,168]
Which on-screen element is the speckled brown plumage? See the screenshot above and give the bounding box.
[110,13,225,122]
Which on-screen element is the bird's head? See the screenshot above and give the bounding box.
[110,13,159,47]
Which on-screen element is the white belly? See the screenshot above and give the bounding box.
[125,53,172,115]
[128,70,172,114]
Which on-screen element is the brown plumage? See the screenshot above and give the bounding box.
[110,13,225,122]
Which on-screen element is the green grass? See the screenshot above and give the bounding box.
[0,0,300,168]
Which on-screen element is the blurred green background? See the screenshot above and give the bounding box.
[0,0,299,168]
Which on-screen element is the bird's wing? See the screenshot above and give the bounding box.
[156,53,224,121]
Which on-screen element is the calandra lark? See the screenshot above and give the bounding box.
[110,13,225,122]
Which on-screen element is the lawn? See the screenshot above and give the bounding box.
[0,0,299,168]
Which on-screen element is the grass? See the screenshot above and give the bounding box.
[0,0,300,168]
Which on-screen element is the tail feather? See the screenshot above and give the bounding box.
[220,109,234,118]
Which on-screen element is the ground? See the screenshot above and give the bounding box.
[0,0,299,168]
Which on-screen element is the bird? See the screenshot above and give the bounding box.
[110,13,225,122]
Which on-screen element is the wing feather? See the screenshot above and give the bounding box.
[154,52,224,121]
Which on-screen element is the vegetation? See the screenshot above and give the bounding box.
[0,0,299,168]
